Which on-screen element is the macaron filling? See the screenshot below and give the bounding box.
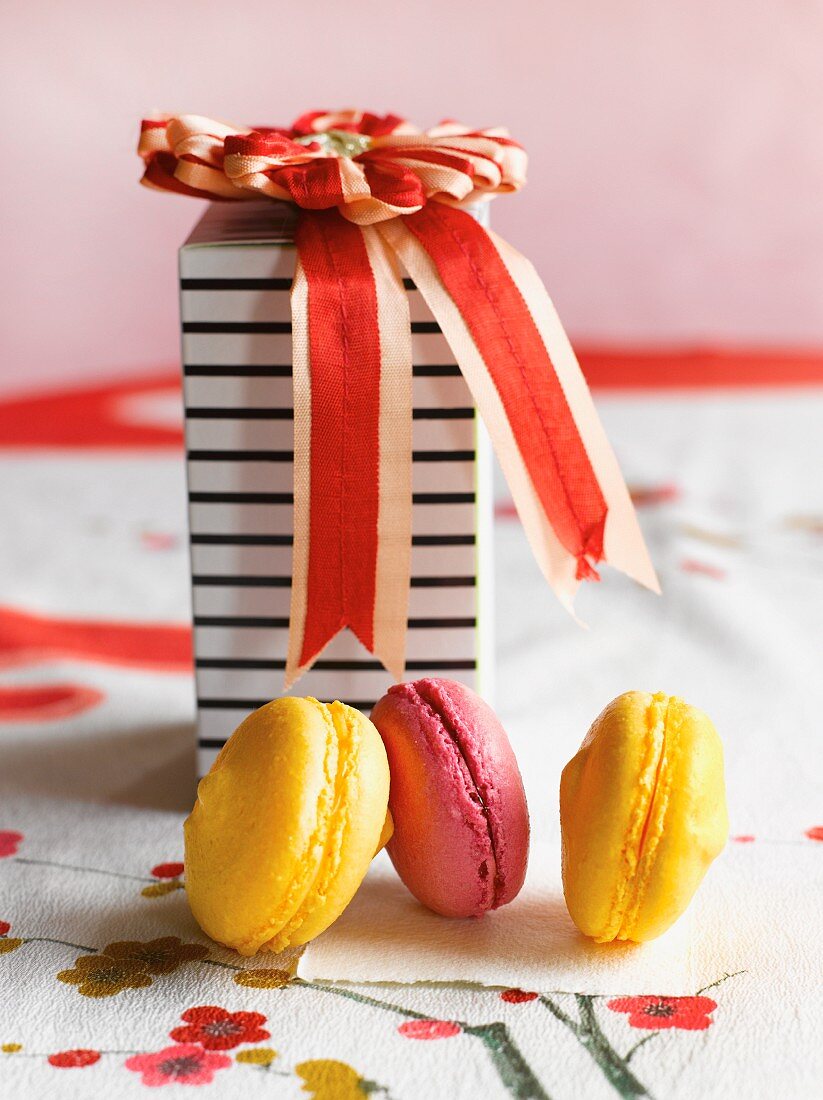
[227,701,336,954]
[599,691,675,943]
[237,700,357,955]
[266,701,357,952]
[617,695,685,940]
[399,680,507,910]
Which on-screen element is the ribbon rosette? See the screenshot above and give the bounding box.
[140,109,658,687]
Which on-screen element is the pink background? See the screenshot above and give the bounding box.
[3,1,823,393]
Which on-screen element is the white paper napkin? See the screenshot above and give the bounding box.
[299,842,695,994]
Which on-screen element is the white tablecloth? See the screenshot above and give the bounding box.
[1,373,821,1098]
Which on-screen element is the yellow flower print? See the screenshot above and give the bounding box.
[103,936,208,974]
[236,1048,278,1066]
[0,939,23,955]
[1,1044,22,1054]
[296,1059,372,1099]
[56,936,208,997]
[57,954,153,998]
[141,881,184,899]
[234,968,292,989]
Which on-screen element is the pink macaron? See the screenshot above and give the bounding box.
[370,678,529,918]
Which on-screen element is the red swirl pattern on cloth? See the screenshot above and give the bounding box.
[0,684,104,723]
[0,606,192,672]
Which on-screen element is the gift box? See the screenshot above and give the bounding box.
[180,200,494,774]
[141,109,658,778]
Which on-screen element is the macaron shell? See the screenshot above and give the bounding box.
[560,691,665,941]
[560,691,728,943]
[413,678,529,909]
[618,699,728,942]
[184,696,336,956]
[283,702,391,947]
[371,679,529,918]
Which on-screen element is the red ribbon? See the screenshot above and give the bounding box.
[295,211,382,666]
[403,204,607,579]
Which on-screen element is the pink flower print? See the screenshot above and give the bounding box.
[398,1019,460,1040]
[125,1044,231,1086]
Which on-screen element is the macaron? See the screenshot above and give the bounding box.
[370,679,529,918]
[184,697,391,956]
[560,690,728,943]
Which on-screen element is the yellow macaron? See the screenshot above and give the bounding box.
[560,691,728,943]
[184,697,391,956]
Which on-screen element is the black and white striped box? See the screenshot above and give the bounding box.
[180,202,494,775]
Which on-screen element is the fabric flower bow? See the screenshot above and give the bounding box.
[138,109,528,224]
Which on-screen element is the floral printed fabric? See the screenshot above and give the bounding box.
[1,377,822,1098]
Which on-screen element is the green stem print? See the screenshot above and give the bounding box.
[538,970,744,1099]
[461,1021,550,1100]
[540,994,649,1099]
[11,857,155,884]
[19,936,99,953]
[300,979,550,1100]
[624,1033,657,1064]
[696,971,745,995]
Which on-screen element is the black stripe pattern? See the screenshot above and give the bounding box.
[191,575,475,588]
[183,320,442,335]
[183,363,460,378]
[188,491,475,505]
[193,616,476,629]
[189,533,475,547]
[196,657,475,671]
[182,235,482,767]
[184,407,473,421]
[187,449,475,463]
[182,276,419,292]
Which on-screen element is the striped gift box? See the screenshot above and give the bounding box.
[180,202,494,775]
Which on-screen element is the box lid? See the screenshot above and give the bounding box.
[183,201,298,249]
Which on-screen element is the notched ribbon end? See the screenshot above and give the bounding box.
[575,556,602,583]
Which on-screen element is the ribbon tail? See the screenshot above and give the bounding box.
[379,204,657,617]
[285,211,412,690]
[487,229,659,594]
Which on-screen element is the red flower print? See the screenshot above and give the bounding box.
[805,827,823,842]
[629,483,680,507]
[733,835,755,843]
[607,995,717,1031]
[125,1044,231,1086]
[48,1049,101,1068]
[0,831,22,858]
[501,989,538,1004]
[494,500,519,520]
[0,918,22,954]
[141,531,179,551]
[170,1006,270,1050]
[680,559,726,581]
[398,1019,460,1040]
[151,862,184,879]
